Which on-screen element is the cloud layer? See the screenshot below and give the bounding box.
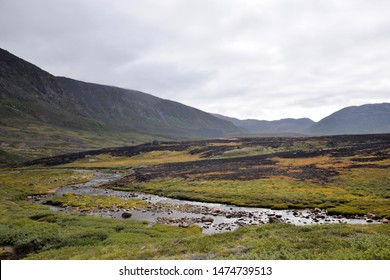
[1,0,389,121]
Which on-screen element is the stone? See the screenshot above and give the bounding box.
[179,223,189,228]
[121,212,132,219]
[201,216,214,223]
[367,213,376,219]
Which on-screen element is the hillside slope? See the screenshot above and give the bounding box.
[56,77,241,138]
[0,48,241,164]
[214,114,315,135]
[309,103,390,135]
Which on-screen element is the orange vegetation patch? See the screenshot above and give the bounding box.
[274,156,333,167]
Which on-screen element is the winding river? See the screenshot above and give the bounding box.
[33,170,378,234]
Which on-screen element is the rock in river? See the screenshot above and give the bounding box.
[121,212,132,219]
[201,216,214,223]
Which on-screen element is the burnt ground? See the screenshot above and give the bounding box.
[117,134,389,184]
[21,133,390,184]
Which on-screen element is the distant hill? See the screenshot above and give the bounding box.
[309,103,390,135]
[0,48,242,164]
[214,114,315,135]
[215,103,390,136]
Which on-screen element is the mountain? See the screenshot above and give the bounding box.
[214,114,315,135]
[55,77,242,138]
[0,48,242,164]
[215,103,390,136]
[309,103,390,135]
[1,47,389,165]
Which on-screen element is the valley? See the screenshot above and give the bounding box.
[1,48,389,260]
[1,134,389,260]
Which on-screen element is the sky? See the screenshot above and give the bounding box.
[1,0,389,121]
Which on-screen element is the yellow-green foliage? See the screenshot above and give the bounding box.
[326,168,390,217]
[216,146,275,158]
[44,193,148,212]
[23,223,390,260]
[0,169,93,201]
[59,150,200,169]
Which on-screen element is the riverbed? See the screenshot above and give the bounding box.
[32,170,379,234]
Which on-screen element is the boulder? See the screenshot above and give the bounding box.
[316,214,326,219]
[201,216,214,223]
[121,212,132,219]
[367,213,376,219]
[179,223,189,228]
[268,217,281,223]
[313,208,322,213]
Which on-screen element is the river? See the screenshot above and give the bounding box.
[32,170,378,234]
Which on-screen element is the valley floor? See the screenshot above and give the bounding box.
[1,134,389,259]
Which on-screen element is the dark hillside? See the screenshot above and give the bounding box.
[309,103,390,135]
[0,48,242,164]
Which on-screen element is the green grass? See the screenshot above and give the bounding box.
[1,134,389,260]
[0,168,389,260]
[0,169,94,200]
[20,223,390,260]
[0,120,168,166]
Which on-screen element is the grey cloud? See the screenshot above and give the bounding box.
[1,0,389,121]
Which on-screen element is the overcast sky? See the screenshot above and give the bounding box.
[1,0,389,121]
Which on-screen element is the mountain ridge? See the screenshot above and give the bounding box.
[1,47,390,164]
[308,103,390,135]
[0,48,242,138]
[0,47,243,164]
[213,114,315,135]
[213,102,390,136]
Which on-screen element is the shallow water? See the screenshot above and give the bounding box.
[38,170,379,234]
